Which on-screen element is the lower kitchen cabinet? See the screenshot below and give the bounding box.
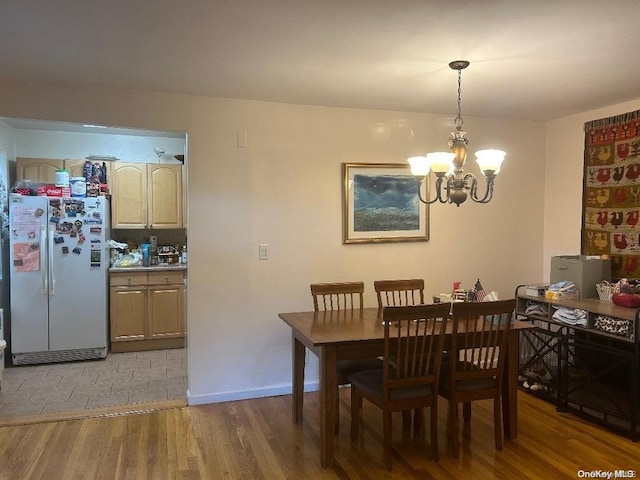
[110,270,185,352]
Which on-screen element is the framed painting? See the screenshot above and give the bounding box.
[342,162,429,244]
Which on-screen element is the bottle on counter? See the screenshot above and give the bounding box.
[181,245,188,265]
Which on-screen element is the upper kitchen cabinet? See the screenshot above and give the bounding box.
[17,157,112,187]
[16,157,63,184]
[112,162,183,229]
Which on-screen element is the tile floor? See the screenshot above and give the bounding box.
[0,348,186,417]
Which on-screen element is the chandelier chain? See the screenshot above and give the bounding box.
[454,68,463,131]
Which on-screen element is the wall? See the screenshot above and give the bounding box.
[15,129,185,163]
[0,80,547,403]
[544,99,640,280]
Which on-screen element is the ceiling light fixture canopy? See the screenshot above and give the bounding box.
[407,60,505,207]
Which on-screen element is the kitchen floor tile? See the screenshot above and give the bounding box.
[0,348,186,420]
[86,391,130,409]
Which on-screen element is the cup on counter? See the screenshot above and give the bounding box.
[141,244,151,267]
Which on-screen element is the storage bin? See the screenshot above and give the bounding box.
[550,255,611,299]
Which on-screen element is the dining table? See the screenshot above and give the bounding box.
[279,306,535,468]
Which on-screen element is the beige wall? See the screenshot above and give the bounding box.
[0,79,546,402]
[544,99,640,280]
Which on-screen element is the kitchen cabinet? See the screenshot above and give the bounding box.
[17,157,112,187]
[111,163,183,229]
[110,270,185,352]
[17,157,64,184]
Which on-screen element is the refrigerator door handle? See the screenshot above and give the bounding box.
[40,224,48,295]
[48,225,55,295]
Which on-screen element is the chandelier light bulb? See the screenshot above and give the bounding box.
[475,149,506,175]
[407,156,431,176]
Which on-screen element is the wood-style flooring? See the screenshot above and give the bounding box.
[0,388,638,479]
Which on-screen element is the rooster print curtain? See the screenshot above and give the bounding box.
[582,109,640,280]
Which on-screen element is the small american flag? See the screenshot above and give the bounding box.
[474,278,487,302]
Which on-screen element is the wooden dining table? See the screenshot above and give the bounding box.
[279,306,534,468]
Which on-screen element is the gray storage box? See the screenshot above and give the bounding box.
[550,255,611,299]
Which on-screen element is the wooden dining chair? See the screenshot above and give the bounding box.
[374,279,425,308]
[439,299,515,458]
[310,282,382,433]
[348,303,451,470]
[374,278,426,431]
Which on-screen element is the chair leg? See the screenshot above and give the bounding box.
[383,411,393,470]
[350,387,361,442]
[463,401,471,423]
[450,401,460,458]
[402,410,411,433]
[334,393,340,434]
[430,404,439,462]
[414,408,424,433]
[494,395,503,451]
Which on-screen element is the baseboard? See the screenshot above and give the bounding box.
[186,381,320,405]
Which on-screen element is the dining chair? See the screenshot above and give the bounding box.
[439,299,516,458]
[374,278,426,432]
[310,282,382,433]
[374,279,425,308]
[348,303,451,470]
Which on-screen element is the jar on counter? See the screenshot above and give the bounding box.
[54,169,69,187]
[70,177,87,197]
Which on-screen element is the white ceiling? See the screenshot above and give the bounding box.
[1,0,639,124]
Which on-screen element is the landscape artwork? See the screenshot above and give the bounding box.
[343,163,429,244]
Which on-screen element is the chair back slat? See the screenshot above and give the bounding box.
[382,303,450,397]
[310,282,364,311]
[450,299,515,380]
[374,279,425,308]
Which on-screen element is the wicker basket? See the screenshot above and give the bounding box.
[596,281,619,302]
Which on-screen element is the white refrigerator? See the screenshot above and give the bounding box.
[9,194,110,365]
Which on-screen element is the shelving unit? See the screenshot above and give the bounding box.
[515,284,640,440]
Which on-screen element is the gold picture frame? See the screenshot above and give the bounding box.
[342,162,429,244]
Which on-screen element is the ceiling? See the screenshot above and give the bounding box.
[1,0,639,124]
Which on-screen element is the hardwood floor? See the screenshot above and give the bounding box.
[0,388,638,479]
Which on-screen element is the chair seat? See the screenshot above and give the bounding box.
[440,361,498,392]
[337,358,382,384]
[349,369,434,401]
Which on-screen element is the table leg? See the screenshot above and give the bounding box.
[502,330,518,439]
[319,345,337,468]
[292,333,306,424]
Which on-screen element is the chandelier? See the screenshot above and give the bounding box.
[407,60,505,207]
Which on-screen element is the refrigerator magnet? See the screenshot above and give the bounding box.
[90,250,101,263]
[89,226,102,234]
[62,246,69,254]
[72,247,82,255]
[54,236,64,244]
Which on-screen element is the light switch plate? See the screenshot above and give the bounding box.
[259,244,269,260]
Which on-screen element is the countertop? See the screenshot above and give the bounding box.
[109,264,188,273]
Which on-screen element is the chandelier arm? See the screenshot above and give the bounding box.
[466,173,495,203]
[415,176,439,204]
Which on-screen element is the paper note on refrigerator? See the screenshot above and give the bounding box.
[10,206,41,240]
[13,242,40,272]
